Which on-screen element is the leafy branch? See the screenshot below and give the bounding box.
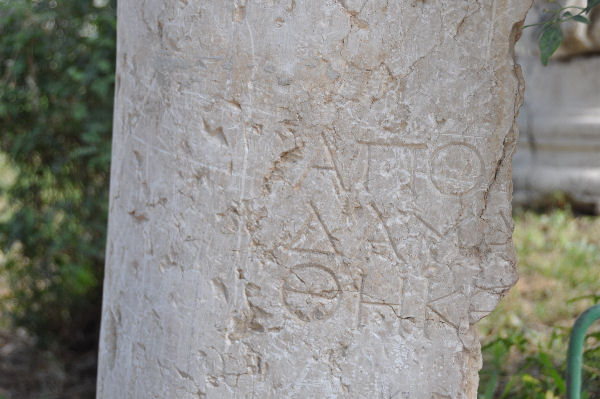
[524,0,600,65]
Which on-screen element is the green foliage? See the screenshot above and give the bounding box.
[539,26,563,65]
[0,0,116,349]
[479,324,600,399]
[524,1,600,65]
[479,208,600,398]
[571,14,591,24]
[587,0,600,11]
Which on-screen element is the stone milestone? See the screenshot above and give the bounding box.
[97,1,532,398]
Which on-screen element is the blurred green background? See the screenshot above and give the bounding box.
[0,0,114,396]
[0,1,598,398]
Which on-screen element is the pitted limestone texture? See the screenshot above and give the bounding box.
[97,1,533,398]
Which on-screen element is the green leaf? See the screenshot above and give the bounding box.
[539,26,563,66]
[586,0,600,12]
[563,11,573,17]
[572,15,590,24]
[522,373,542,386]
[538,352,566,394]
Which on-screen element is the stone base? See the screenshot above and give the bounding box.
[514,43,600,213]
[513,163,600,213]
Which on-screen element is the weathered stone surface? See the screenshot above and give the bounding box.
[514,2,600,213]
[98,1,531,398]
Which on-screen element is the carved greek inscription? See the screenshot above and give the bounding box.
[292,135,340,192]
[282,264,341,322]
[289,204,338,256]
[361,141,427,198]
[357,270,404,327]
[366,145,414,196]
[429,143,484,196]
[272,137,485,326]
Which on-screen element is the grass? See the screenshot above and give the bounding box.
[479,207,600,399]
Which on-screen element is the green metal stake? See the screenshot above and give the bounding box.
[566,304,600,399]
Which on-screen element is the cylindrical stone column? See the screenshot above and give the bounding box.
[98,1,532,398]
